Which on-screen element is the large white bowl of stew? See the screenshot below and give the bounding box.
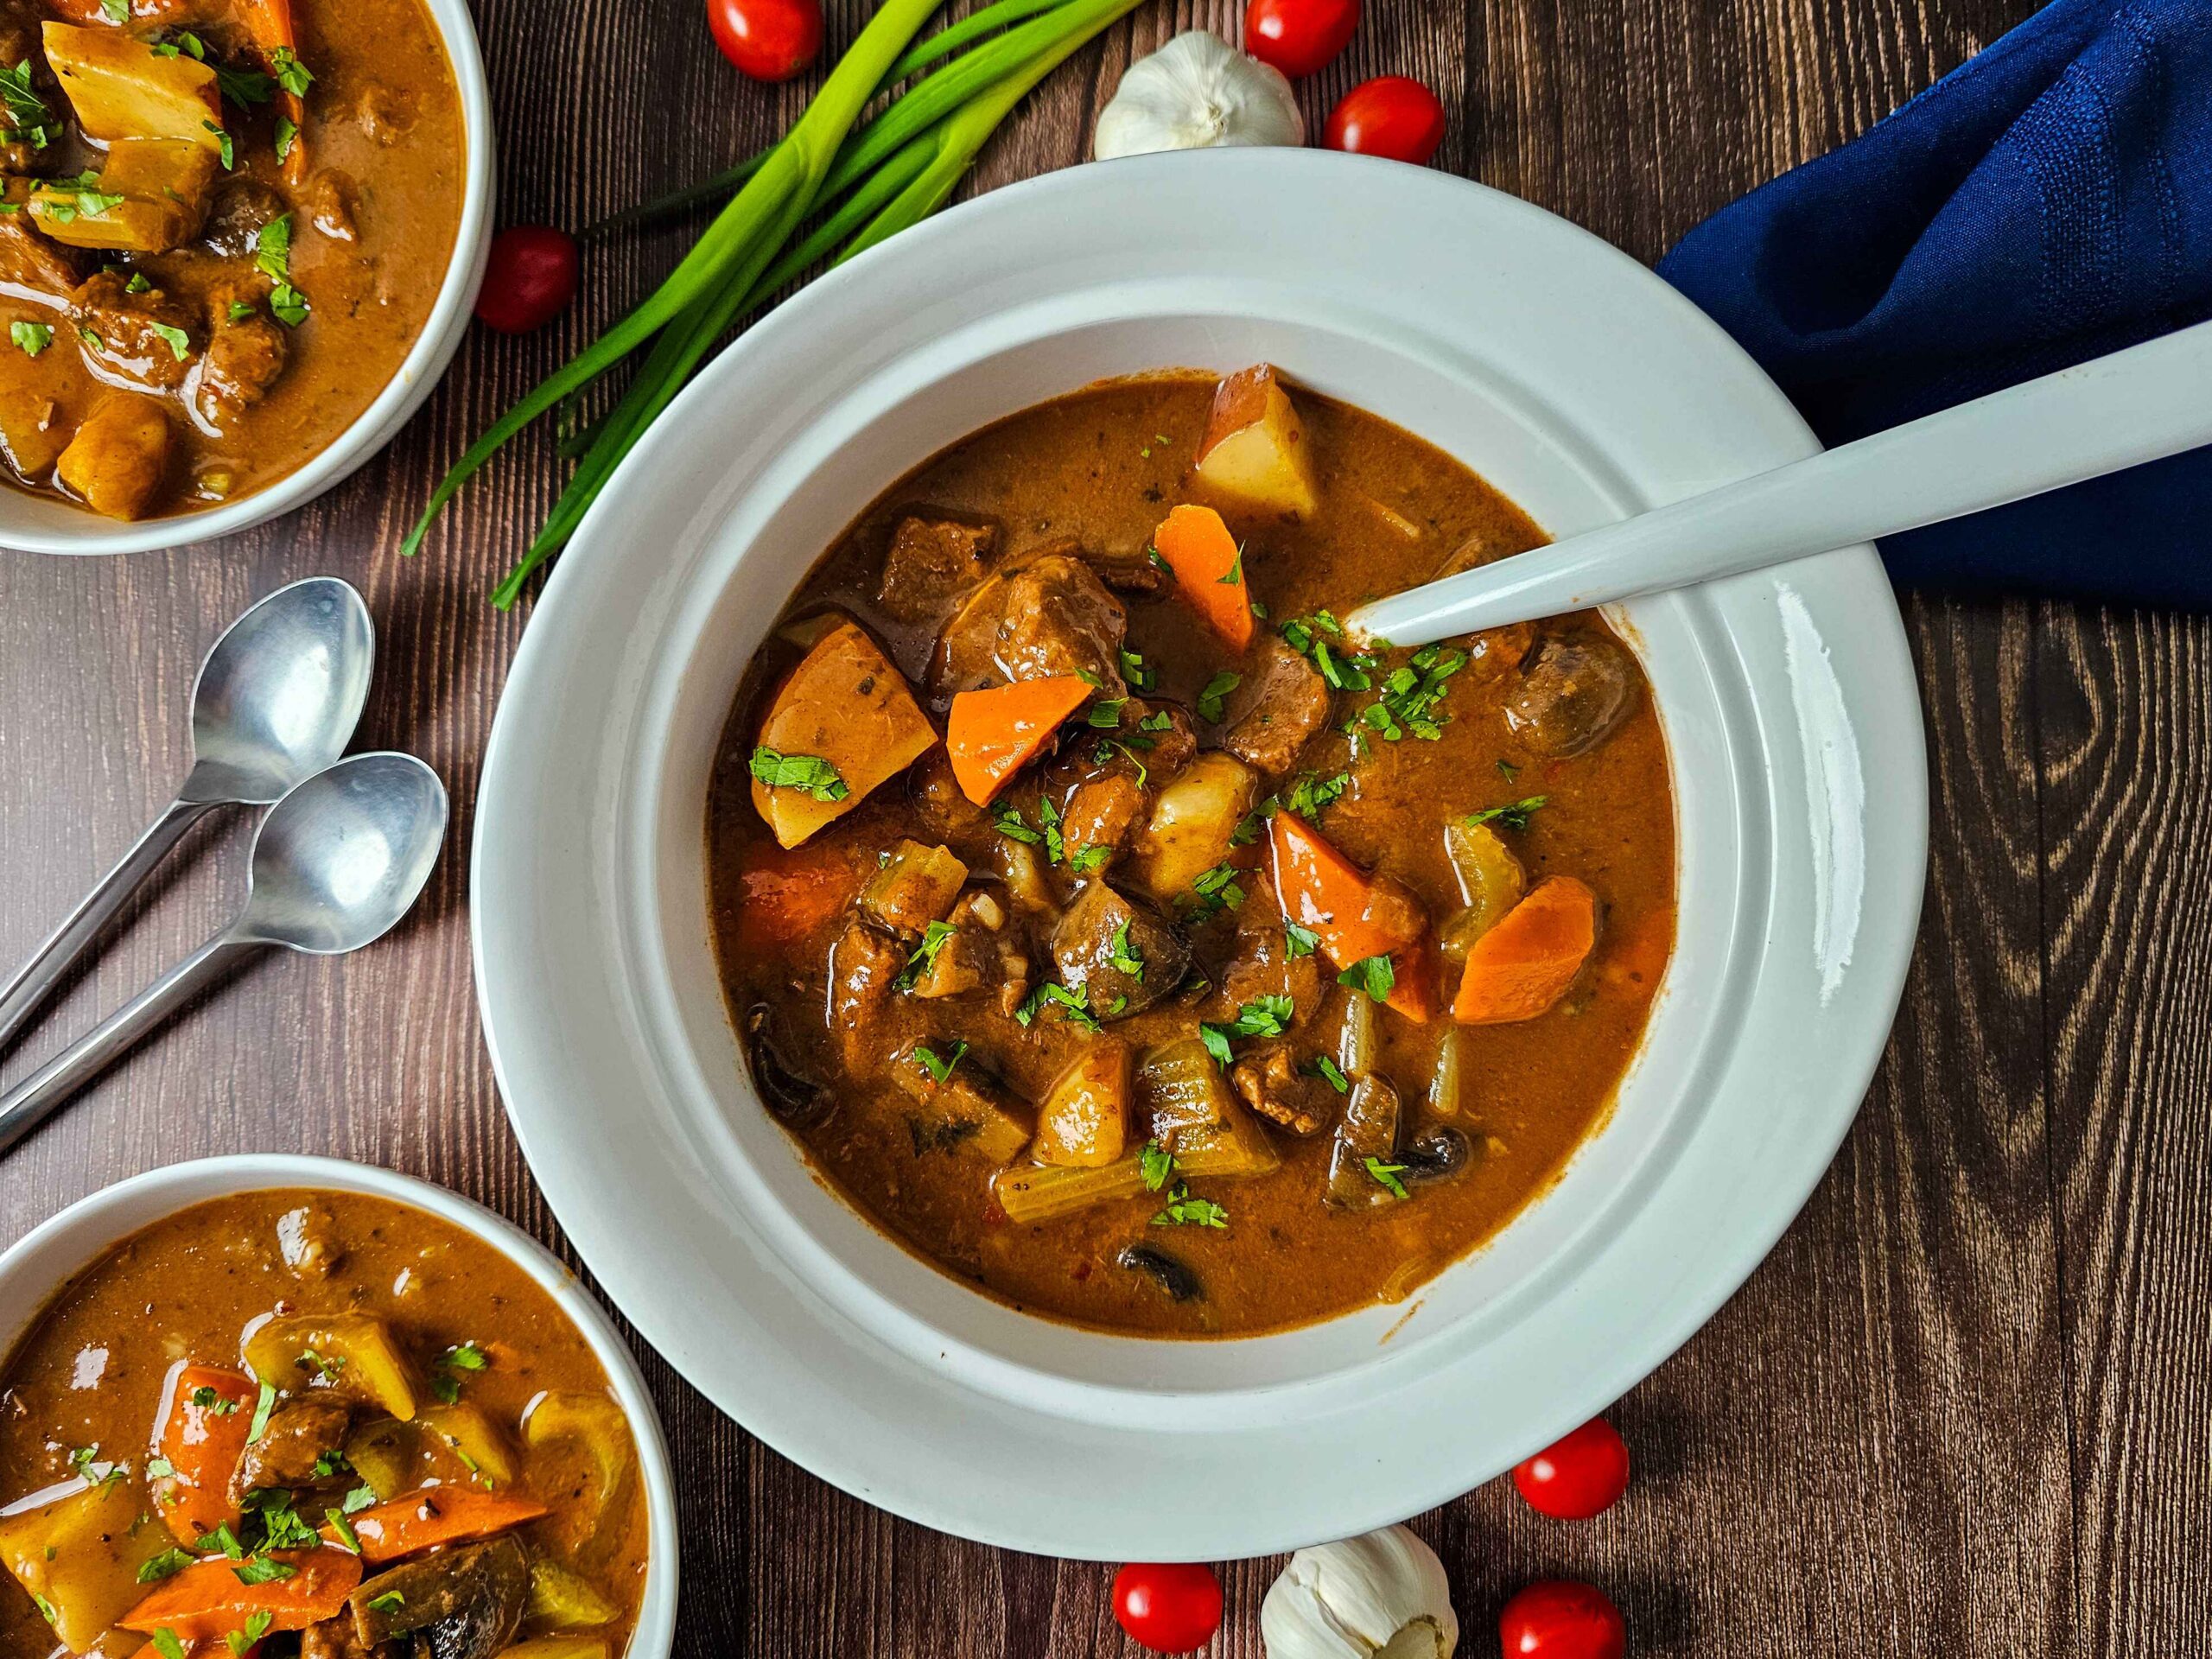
[0,0,492,551]
[0,1154,676,1658]
[472,149,1928,1557]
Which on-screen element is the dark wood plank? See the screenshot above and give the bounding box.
[3,0,2199,1653]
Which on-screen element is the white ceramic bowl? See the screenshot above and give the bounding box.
[0,1154,677,1657]
[0,0,495,556]
[472,149,1929,1559]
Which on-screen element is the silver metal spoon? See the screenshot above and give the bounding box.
[0,576,374,1054]
[0,752,448,1156]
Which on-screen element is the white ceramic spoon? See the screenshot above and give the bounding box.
[1345,319,2212,648]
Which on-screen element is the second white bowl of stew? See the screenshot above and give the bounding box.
[472,149,1927,1556]
[0,0,492,551]
[0,1155,676,1659]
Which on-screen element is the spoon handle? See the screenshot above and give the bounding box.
[0,797,222,1057]
[0,933,265,1158]
[1345,317,2212,645]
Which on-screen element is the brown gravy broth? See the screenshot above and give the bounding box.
[0,1189,647,1656]
[707,372,1675,1338]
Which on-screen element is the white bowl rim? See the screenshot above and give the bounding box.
[472,148,1929,1559]
[0,1154,677,1659]
[0,0,497,556]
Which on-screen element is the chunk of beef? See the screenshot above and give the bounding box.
[301,1615,382,1659]
[1504,634,1637,757]
[72,269,195,393]
[928,551,1127,702]
[194,287,287,430]
[1085,696,1196,782]
[200,177,288,257]
[877,512,995,624]
[351,82,417,147]
[307,169,359,243]
[0,183,91,300]
[911,888,1031,1014]
[1215,914,1322,1021]
[1042,535,1169,597]
[350,1535,527,1659]
[0,8,48,176]
[857,839,967,938]
[1060,772,1145,870]
[1050,882,1188,1020]
[1230,1046,1337,1136]
[907,747,992,851]
[1221,636,1331,775]
[229,1399,354,1503]
[829,919,903,1076]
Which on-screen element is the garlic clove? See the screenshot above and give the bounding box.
[1261,1525,1459,1658]
[1094,29,1306,161]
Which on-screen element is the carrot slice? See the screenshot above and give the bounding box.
[734,840,865,952]
[1268,813,1435,1020]
[122,1548,361,1641]
[1452,876,1599,1024]
[235,0,309,184]
[946,676,1091,805]
[1153,504,1254,651]
[326,1486,549,1564]
[150,1363,259,1545]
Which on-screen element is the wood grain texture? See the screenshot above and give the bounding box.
[7,0,2205,1653]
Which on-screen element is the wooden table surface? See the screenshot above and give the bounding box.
[7,0,2208,1652]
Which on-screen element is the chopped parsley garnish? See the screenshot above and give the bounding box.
[1139,1141,1176,1192]
[232,1555,296,1586]
[892,919,958,991]
[1282,770,1350,820]
[275,114,298,164]
[194,1522,245,1559]
[245,1382,277,1444]
[1195,671,1240,723]
[991,802,1042,844]
[269,47,314,98]
[1198,995,1294,1065]
[253,214,310,327]
[151,31,208,59]
[1,60,55,151]
[1034,795,1066,863]
[1014,980,1101,1033]
[308,1448,351,1480]
[324,1506,361,1552]
[1306,1054,1351,1094]
[145,1455,177,1478]
[747,746,848,802]
[365,1590,406,1613]
[66,1444,99,1476]
[1217,545,1245,585]
[138,1548,196,1583]
[298,1343,342,1381]
[442,1340,489,1371]
[1281,611,1376,691]
[1282,920,1319,959]
[1118,648,1155,691]
[1355,643,1468,741]
[1181,861,1245,919]
[124,270,151,294]
[228,298,259,321]
[1338,954,1396,1003]
[1068,842,1111,874]
[1465,796,1548,831]
[205,120,233,169]
[150,321,192,362]
[149,1630,187,1659]
[1107,920,1145,981]
[1151,1185,1228,1229]
[215,65,274,106]
[228,1612,274,1657]
[99,0,126,18]
[1363,1156,1412,1199]
[342,1483,378,1513]
[1146,544,1172,575]
[1085,697,1127,730]
[912,1040,968,1085]
[243,1489,319,1552]
[193,1385,239,1414]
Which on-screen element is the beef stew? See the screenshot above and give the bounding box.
[707,368,1676,1338]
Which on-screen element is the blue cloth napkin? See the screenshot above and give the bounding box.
[1657,0,2212,609]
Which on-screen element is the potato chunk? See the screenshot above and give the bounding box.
[1134,751,1257,903]
[54,393,171,520]
[0,388,70,482]
[0,1477,175,1654]
[244,1312,418,1420]
[1192,363,1318,519]
[41,22,223,150]
[752,619,938,849]
[31,140,218,252]
[1032,1043,1131,1168]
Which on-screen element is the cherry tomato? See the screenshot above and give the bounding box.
[707,0,822,82]
[1512,1417,1630,1520]
[474,226,580,334]
[1243,0,1361,79]
[1323,75,1447,164]
[1499,1580,1626,1659]
[1110,1561,1224,1655]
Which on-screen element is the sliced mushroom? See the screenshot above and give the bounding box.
[744,1003,831,1127]
[1050,882,1189,1020]
[350,1535,529,1659]
[1116,1243,1203,1303]
[1399,1128,1471,1186]
[1503,634,1637,758]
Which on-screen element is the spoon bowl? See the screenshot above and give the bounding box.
[183,577,377,805]
[236,753,449,954]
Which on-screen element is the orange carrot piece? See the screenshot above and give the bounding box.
[150,1364,259,1545]
[1153,504,1254,651]
[946,677,1091,805]
[734,841,864,952]
[1268,813,1435,1020]
[1452,876,1599,1025]
[326,1486,549,1565]
[122,1548,361,1641]
[235,0,308,184]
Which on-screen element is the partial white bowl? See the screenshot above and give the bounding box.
[0,1154,677,1657]
[472,149,1929,1559]
[0,0,496,556]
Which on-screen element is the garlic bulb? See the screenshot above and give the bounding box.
[1094,30,1305,161]
[1261,1526,1459,1659]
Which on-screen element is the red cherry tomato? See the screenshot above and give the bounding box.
[707,0,822,82]
[1243,0,1361,79]
[1512,1417,1630,1520]
[1110,1561,1224,1655]
[474,226,579,334]
[1324,75,1447,164]
[1499,1580,1626,1659]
